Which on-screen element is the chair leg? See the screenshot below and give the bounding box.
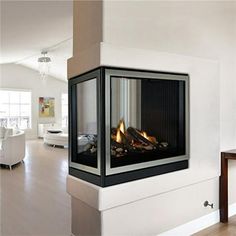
[9,165,12,170]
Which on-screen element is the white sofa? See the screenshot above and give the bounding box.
[38,123,68,138]
[0,128,25,170]
[44,133,68,148]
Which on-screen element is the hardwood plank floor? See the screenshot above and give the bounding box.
[0,139,71,236]
[1,139,236,236]
[194,215,236,236]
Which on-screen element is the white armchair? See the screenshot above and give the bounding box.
[0,129,25,170]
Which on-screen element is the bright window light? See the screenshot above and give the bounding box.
[0,89,32,129]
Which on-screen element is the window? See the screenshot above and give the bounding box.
[0,89,32,129]
[62,93,68,128]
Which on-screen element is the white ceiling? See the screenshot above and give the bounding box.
[0,0,73,81]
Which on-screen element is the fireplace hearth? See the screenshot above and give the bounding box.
[69,67,189,187]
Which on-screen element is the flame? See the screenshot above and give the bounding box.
[112,119,160,157]
[116,129,122,143]
[120,120,125,133]
[116,119,125,143]
[142,131,148,140]
[141,131,150,141]
[114,119,157,145]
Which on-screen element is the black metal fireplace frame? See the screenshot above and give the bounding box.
[69,66,189,187]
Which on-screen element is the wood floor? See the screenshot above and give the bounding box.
[1,140,236,236]
[194,215,236,236]
[0,140,71,236]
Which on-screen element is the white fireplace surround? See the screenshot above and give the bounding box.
[67,43,220,236]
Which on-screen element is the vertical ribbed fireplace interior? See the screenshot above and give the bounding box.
[69,67,189,187]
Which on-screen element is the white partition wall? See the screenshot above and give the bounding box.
[67,1,235,235]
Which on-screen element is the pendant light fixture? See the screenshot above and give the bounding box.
[38,51,51,79]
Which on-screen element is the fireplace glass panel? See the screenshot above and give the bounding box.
[110,76,186,168]
[69,67,189,186]
[73,78,98,168]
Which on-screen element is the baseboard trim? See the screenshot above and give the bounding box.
[69,204,236,236]
[159,202,236,236]
[229,202,236,217]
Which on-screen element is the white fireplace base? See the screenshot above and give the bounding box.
[67,175,219,236]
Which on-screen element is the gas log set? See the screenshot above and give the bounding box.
[78,119,168,159]
[111,119,168,158]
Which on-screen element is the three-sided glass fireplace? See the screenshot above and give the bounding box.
[69,67,189,187]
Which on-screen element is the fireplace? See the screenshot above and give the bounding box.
[69,67,189,187]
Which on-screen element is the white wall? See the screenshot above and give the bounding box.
[103,0,236,207]
[0,63,68,139]
[104,1,236,149]
[68,1,236,234]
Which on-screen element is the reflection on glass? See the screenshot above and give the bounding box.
[76,78,97,168]
[110,76,185,168]
[111,78,141,129]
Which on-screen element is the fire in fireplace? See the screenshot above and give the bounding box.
[69,67,189,187]
[111,119,168,162]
